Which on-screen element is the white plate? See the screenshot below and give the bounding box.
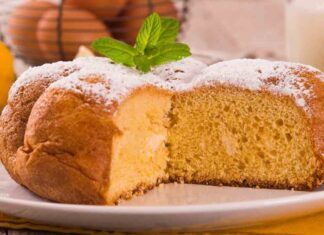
[0,165,323,233]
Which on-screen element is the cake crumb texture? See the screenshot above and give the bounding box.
[167,86,322,190]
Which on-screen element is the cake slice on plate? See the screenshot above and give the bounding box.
[0,56,322,205]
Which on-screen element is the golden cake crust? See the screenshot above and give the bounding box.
[285,68,324,161]
[15,89,117,204]
[0,63,79,183]
[308,76,324,181]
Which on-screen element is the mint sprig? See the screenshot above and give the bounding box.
[91,12,191,73]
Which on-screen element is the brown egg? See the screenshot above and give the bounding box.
[64,0,128,20]
[37,6,110,62]
[7,1,56,65]
[112,0,178,44]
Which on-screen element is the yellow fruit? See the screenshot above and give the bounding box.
[0,41,15,110]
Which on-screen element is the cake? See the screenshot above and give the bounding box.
[0,57,323,205]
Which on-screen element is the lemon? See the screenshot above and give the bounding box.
[0,41,15,110]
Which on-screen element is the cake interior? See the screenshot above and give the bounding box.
[167,86,319,189]
[105,85,320,204]
[106,87,171,204]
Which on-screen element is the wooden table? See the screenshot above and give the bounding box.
[0,230,61,235]
[1,211,324,235]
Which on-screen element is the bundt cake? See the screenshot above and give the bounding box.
[0,57,323,205]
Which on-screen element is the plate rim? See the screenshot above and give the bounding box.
[1,189,323,214]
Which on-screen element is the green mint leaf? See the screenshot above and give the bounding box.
[150,43,191,66]
[144,46,159,57]
[135,13,161,53]
[157,18,179,45]
[134,55,151,73]
[91,12,192,74]
[91,37,137,67]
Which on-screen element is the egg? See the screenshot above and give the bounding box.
[112,0,178,44]
[7,1,56,65]
[37,6,110,62]
[64,0,128,20]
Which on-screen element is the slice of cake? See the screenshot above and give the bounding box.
[0,57,322,205]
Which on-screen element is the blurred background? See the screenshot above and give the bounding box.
[0,0,322,111]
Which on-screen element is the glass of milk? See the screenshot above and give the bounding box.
[286,0,324,71]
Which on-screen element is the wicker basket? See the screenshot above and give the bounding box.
[0,0,189,65]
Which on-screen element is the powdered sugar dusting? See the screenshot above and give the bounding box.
[8,61,78,102]
[152,57,207,87]
[8,57,323,116]
[50,60,144,108]
[193,59,322,114]
[48,57,207,108]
